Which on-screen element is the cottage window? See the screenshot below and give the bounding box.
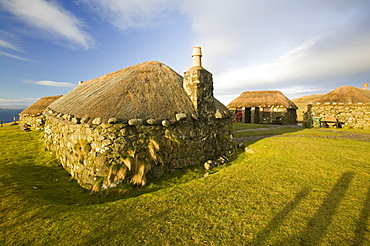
[263,108,271,117]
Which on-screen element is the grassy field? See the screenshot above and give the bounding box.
[1,124,370,245]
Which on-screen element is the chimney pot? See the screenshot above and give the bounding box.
[192,47,202,67]
[363,83,368,90]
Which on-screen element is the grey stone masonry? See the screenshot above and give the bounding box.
[304,103,370,129]
[183,67,216,118]
[43,110,233,191]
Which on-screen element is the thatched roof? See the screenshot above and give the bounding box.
[227,90,297,109]
[20,95,63,116]
[310,86,370,105]
[48,61,197,122]
[214,98,228,111]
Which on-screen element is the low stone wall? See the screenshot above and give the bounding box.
[19,114,45,130]
[303,104,370,129]
[258,108,297,125]
[229,107,297,124]
[43,111,234,191]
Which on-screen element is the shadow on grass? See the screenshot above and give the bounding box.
[1,126,230,205]
[234,126,304,146]
[252,187,311,245]
[271,172,355,245]
[298,172,354,245]
[353,183,370,246]
[1,162,213,206]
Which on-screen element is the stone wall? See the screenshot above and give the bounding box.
[303,104,370,129]
[258,107,297,125]
[19,114,45,130]
[43,111,234,191]
[229,107,297,124]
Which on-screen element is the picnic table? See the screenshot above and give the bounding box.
[320,116,343,128]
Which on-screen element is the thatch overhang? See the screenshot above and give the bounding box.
[20,95,63,116]
[227,90,298,109]
[47,61,197,123]
[309,86,370,105]
[214,98,228,111]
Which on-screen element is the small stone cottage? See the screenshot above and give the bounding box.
[19,95,62,130]
[227,90,298,124]
[304,85,370,129]
[43,47,234,191]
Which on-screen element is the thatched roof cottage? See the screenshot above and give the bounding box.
[19,95,62,130]
[43,47,234,191]
[227,90,298,124]
[304,85,370,129]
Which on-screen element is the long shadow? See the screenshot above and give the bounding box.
[251,187,311,245]
[234,126,303,146]
[353,183,370,246]
[296,171,355,245]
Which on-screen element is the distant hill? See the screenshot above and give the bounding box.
[292,94,323,122]
[292,94,323,104]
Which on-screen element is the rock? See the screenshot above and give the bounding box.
[81,117,90,124]
[128,119,143,126]
[72,117,81,124]
[245,148,255,154]
[92,117,102,125]
[176,113,187,121]
[147,119,157,125]
[108,118,118,124]
[204,160,213,170]
[162,120,171,127]
[191,113,199,120]
[215,110,223,119]
[237,142,245,149]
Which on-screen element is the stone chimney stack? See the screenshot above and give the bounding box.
[363,83,368,90]
[183,47,215,118]
[192,47,202,67]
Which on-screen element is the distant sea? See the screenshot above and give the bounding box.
[0,109,24,123]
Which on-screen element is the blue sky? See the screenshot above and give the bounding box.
[1,0,370,109]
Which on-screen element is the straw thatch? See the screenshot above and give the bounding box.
[227,90,297,109]
[48,61,196,123]
[310,86,370,105]
[20,95,63,116]
[214,98,228,111]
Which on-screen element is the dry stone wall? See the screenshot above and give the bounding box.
[258,108,297,125]
[19,114,45,130]
[304,104,370,129]
[43,110,234,191]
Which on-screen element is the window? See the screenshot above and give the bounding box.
[263,108,271,117]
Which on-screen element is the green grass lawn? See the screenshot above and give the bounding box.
[1,124,370,245]
[232,123,268,131]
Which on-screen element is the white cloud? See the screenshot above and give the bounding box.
[176,0,370,100]
[0,39,22,52]
[215,33,370,93]
[24,80,76,87]
[0,51,35,62]
[78,0,177,31]
[0,98,38,109]
[1,0,95,50]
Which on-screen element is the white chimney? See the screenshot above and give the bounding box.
[192,47,202,67]
[363,83,368,89]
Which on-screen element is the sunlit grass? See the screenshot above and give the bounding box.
[1,124,370,245]
[232,123,268,131]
